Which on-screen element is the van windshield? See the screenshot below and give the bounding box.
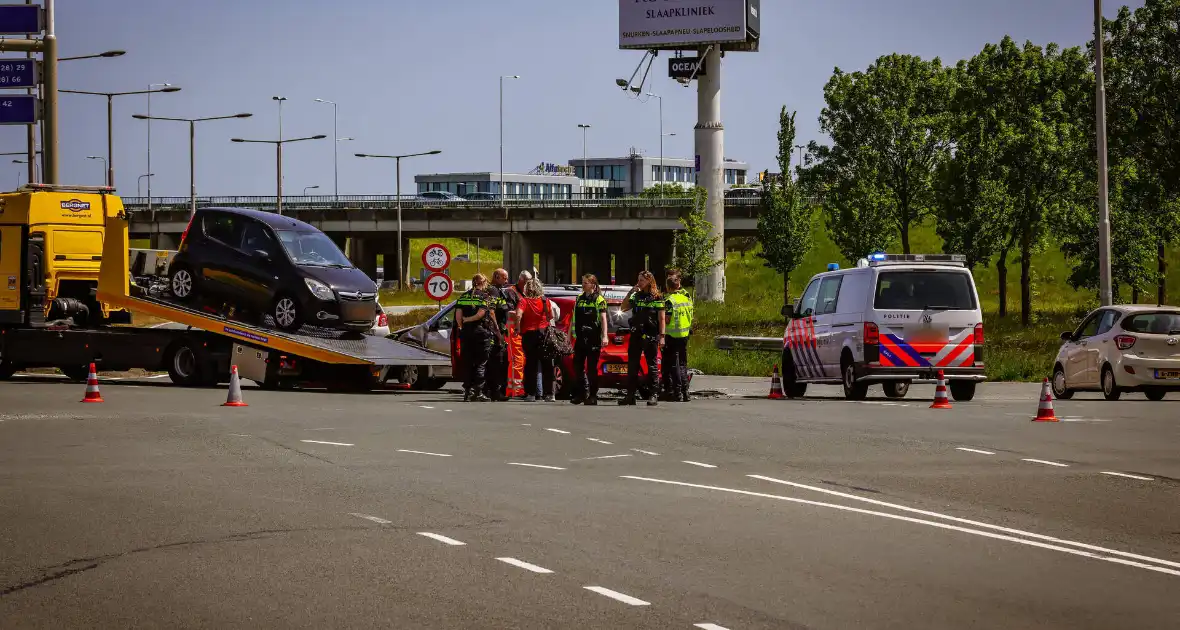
[874,270,976,310]
[275,230,353,268]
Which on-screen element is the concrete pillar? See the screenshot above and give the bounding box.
[502,232,536,279]
[150,233,179,250]
[551,248,573,286]
[402,237,413,287]
[538,251,556,284]
[613,233,644,287]
[695,45,725,302]
[578,247,609,285]
[328,233,347,252]
[349,236,379,280]
[647,233,674,280]
[382,248,399,289]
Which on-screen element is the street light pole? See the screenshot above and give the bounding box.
[303,185,319,196]
[314,99,339,200]
[794,145,805,176]
[355,150,442,288]
[62,86,181,190]
[500,75,520,204]
[645,93,665,193]
[1094,0,1112,306]
[577,124,591,196]
[86,155,107,185]
[146,82,172,209]
[232,134,328,216]
[137,173,153,197]
[134,113,253,218]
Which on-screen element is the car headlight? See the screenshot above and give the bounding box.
[304,278,335,301]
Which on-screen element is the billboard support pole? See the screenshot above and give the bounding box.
[695,45,724,302]
[42,0,58,185]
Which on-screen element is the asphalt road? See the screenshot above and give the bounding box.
[1,376,1178,629]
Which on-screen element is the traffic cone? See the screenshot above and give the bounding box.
[80,363,103,403]
[930,370,953,409]
[222,365,248,407]
[768,364,785,400]
[1031,378,1059,422]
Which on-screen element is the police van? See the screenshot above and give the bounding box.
[781,254,986,401]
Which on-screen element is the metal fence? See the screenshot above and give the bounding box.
[121,194,767,213]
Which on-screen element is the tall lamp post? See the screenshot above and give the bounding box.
[146,82,173,210]
[500,75,520,203]
[355,150,442,288]
[577,124,591,196]
[645,92,666,191]
[61,85,181,188]
[12,159,29,189]
[303,185,320,196]
[137,173,153,197]
[1094,0,1112,306]
[33,49,125,184]
[133,112,253,217]
[232,134,327,216]
[313,98,343,200]
[86,155,107,184]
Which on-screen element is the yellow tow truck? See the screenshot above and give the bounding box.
[0,184,447,388]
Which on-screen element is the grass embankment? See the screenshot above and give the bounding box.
[692,217,1179,381]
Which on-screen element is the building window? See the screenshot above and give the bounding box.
[651,165,659,182]
[575,166,584,179]
[417,183,427,193]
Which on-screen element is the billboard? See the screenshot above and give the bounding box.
[619,0,749,50]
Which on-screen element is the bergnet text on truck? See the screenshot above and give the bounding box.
[781,253,985,402]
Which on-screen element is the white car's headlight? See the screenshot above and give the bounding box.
[304,278,335,301]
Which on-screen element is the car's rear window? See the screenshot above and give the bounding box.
[1121,312,1180,335]
[874,270,977,310]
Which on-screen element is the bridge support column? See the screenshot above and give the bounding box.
[647,233,675,280]
[382,247,399,289]
[328,233,347,253]
[502,232,536,279]
[349,236,379,281]
[613,233,645,287]
[150,233,179,250]
[577,248,609,285]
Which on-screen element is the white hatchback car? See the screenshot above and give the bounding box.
[1052,305,1180,401]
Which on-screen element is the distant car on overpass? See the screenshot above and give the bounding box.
[418,191,462,202]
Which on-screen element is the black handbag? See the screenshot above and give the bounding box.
[540,299,573,360]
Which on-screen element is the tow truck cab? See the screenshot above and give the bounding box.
[0,185,130,327]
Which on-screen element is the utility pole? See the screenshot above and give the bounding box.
[1094,0,1113,306]
[695,46,725,302]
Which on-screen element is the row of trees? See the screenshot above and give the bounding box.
[758,1,1178,325]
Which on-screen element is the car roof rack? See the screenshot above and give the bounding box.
[866,253,966,267]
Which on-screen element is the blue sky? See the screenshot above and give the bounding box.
[1,0,1143,196]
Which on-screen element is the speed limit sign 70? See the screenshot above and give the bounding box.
[424,272,453,302]
[422,243,451,272]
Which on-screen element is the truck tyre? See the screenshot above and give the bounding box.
[60,364,92,382]
[841,352,868,401]
[166,341,205,387]
[0,358,16,380]
[949,381,977,402]
[883,381,911,399]
[170,264,196,302]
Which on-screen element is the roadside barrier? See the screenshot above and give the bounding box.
[930,370,952,409]
[1032,378,1059,422]
[80,363,104,403]
[222,365,248,407]
[768,364,785,400]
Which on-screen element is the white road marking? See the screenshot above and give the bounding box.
[1062,417,1113,423]
[228,433,252,437]
[1021,458,1069,468]
[695,624,731,630]
[397,449,452,457]
[300,440,354,447]
[572,454,632,461]
[349,513,391,524]
[306,427,336,431]
[496,557,554,574]
[445,409,453,413]
[507,462,566,470]
[1101,471,1154,481]
[587,438,614,445]
[419,405,435,409]
[583,586,651,606]
[746,474,1180,572]
[545,428,571,434]
[955,447,996,455]
[631,449,660,456]
[146,373,171,379]
[417,532,466,546]
[521,423,532,426]
[682,461,717,468]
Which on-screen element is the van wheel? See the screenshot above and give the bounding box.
[883,381,910,399]
[272,294,304,332]
[1052,364,1073,400]
[781,350,807,398]
[1101,365,1121,401]
[841,353,868,401]
[949,381,977,401]
[169,264,196,302]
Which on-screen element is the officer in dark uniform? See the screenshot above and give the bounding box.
[570,273,609,406]
[619,270,666,406]
[455,274,500,402]
[485,268,518,401]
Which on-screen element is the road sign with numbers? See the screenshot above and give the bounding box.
[421,243,451,272]
[0,94,37,125]
[424,272,453,302]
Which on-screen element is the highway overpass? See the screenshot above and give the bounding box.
[124,195,764,285]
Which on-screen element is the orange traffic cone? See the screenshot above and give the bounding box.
[1031,378,1059,422]
[930,370,953,409]
[80,363,103,403]
[222,365,248,407]
[768,364,785,400]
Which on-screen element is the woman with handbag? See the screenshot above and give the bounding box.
[513,278,558,402]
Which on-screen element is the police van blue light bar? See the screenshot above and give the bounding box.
[867,253,967,266]
[869,252,887,262]
[827,263,840,271]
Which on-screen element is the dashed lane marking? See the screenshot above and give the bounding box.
[496,557,554,574]
[955,447,996,455]
[227,434,251,437]
[418,405,435,410]
[746,474,1180,572]
[631,449,660,456]
[587,438,614,445]
[507,463,567,470]
[1021,458,1069,468]
[397,449,452,457]
[695,624,732,630]
[417,532,466,546]
[572,454,632,461]
[349,513,391,524]
[1101,471,1154,481]
[583,586,651,606]
[300,440,354,447]
[682,461,717,468]
[545,428,571,434]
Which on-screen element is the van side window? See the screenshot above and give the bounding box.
[202,213,239,245]
[1095,310,1119,336]
[240,220,276,255]
[816,276,843,315]
[1076,312,1103,338]
[797,279,821,317]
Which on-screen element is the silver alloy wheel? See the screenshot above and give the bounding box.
[1053,369,1068,396]
[173,346,196,380]
[275,298,298,328]
[171,269,192,297]
[1103,368,1115,395]
[845,363,855,388]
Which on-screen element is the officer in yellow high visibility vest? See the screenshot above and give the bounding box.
[663,270,694,402]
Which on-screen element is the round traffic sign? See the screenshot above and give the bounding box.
[424,272,454,302]
[422,243,451,272]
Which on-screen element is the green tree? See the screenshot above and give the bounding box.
[639,183,694,199]
[757,107,814,305]
[673,187,723,282]
[809,53,955,254]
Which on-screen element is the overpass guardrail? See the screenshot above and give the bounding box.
[120,195,766,213]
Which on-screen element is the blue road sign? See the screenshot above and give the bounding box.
[0,4,42,34]
[0,59,36,88]
[0,95,37,124]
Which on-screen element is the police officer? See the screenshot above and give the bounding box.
[485,268,518,401]
[663,270,694,402]
[620,270,666,406]
[570,273,609,406]
[455,274,500,402]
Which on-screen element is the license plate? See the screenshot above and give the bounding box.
[1155,369,1180,380]
[605,364,628,374]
